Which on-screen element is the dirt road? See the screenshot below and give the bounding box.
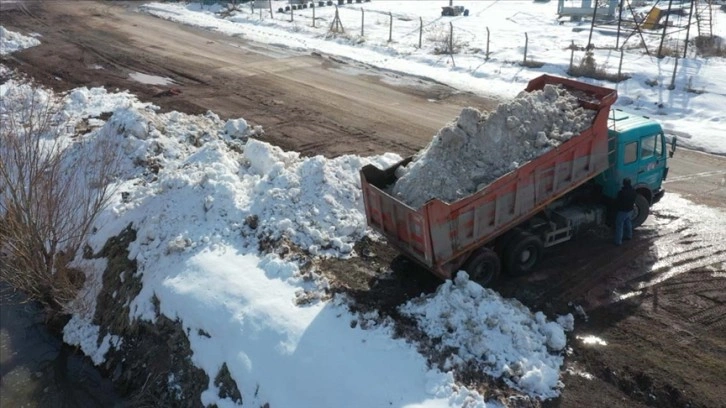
[2,1,724,407]
[1,0,497,157]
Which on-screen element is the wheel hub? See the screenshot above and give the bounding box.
[520,249,532,263]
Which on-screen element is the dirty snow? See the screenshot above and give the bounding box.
[128,71,175,86]
[0,26,40,55]
[63,315,122,365]
[392,85,595,207]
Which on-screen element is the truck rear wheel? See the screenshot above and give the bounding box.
[504,232,543,276]
[463,248,500,287]
[632,194,649,228]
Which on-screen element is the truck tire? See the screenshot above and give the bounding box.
[632,194,649,228]
[463,248,500,287]
[504,232,543,276]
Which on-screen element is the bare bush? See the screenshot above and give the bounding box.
[426,25,465,55]
[694,35,725,58]
[0,84,119,313]
[568,50,630,83]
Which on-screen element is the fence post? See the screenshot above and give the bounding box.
[388,12,393,42]
[419,17,423,48]
[523,32,528,65]
[291,5,294,22]
[615,0,624,49]
[669,57,678,90]
[312,3,315,27]
[259,6,262,19]
[570,41,575,71]
[486,26,490,59]
[361,8,364,37]
[618,48,624,79]
[449,22,454,55]
[658,0,675,59]
[269,0,273,19]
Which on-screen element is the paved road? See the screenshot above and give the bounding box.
[663,149,726,208]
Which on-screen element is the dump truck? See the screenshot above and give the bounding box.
[360,75,675,285]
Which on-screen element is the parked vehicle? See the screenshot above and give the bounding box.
[441,5,468,16]
[360,75,675,285]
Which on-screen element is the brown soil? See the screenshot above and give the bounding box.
[3,1,725,407]
[321,215,726,408]
[0,0,496,159]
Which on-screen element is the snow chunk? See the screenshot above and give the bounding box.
[243,139,400,254]
[556,314,575,332]
[400,271,568,398]
[224,118,249,139]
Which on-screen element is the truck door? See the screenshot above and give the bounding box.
[618,139,639,185]
[636,132,665,188]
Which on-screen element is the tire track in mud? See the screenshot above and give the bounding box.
[689,303,726,328]
[637,263,726,330]
[566,265,726,408]
[533,208,724,309]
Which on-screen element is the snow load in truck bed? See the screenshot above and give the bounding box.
[391,84,596,208]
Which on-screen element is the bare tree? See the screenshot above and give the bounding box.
[0,84,119,313]
[427,23,464,55]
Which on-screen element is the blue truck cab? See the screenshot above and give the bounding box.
[595,109,675,226]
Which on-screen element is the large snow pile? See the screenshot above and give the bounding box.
[392,85,595,208]
[1,74,576,406]
[400,272,571,398]
[0,26,41,55]
[58,90,401,258]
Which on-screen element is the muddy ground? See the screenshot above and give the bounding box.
[2,1,725,407]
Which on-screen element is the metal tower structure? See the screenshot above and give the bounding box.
[695,0,714,38]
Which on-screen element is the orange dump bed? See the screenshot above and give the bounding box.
[360,75,617,279]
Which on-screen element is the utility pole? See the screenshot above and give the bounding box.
[615,0,623,49]
[587,0,599,50]
[657,0,675,58]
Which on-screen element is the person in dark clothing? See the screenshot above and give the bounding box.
[614,178,637,245]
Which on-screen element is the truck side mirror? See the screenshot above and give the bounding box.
[669,135,677,158]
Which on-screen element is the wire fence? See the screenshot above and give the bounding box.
[170,0,718,90]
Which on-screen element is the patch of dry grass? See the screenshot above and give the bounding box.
[694,36,725,57]
[568,51,630,83]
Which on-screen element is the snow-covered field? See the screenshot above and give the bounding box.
[140,0,726,155]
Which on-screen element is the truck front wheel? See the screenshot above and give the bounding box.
[504,232,543,276]
[632,194,650,228]
[463,248,500,287]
